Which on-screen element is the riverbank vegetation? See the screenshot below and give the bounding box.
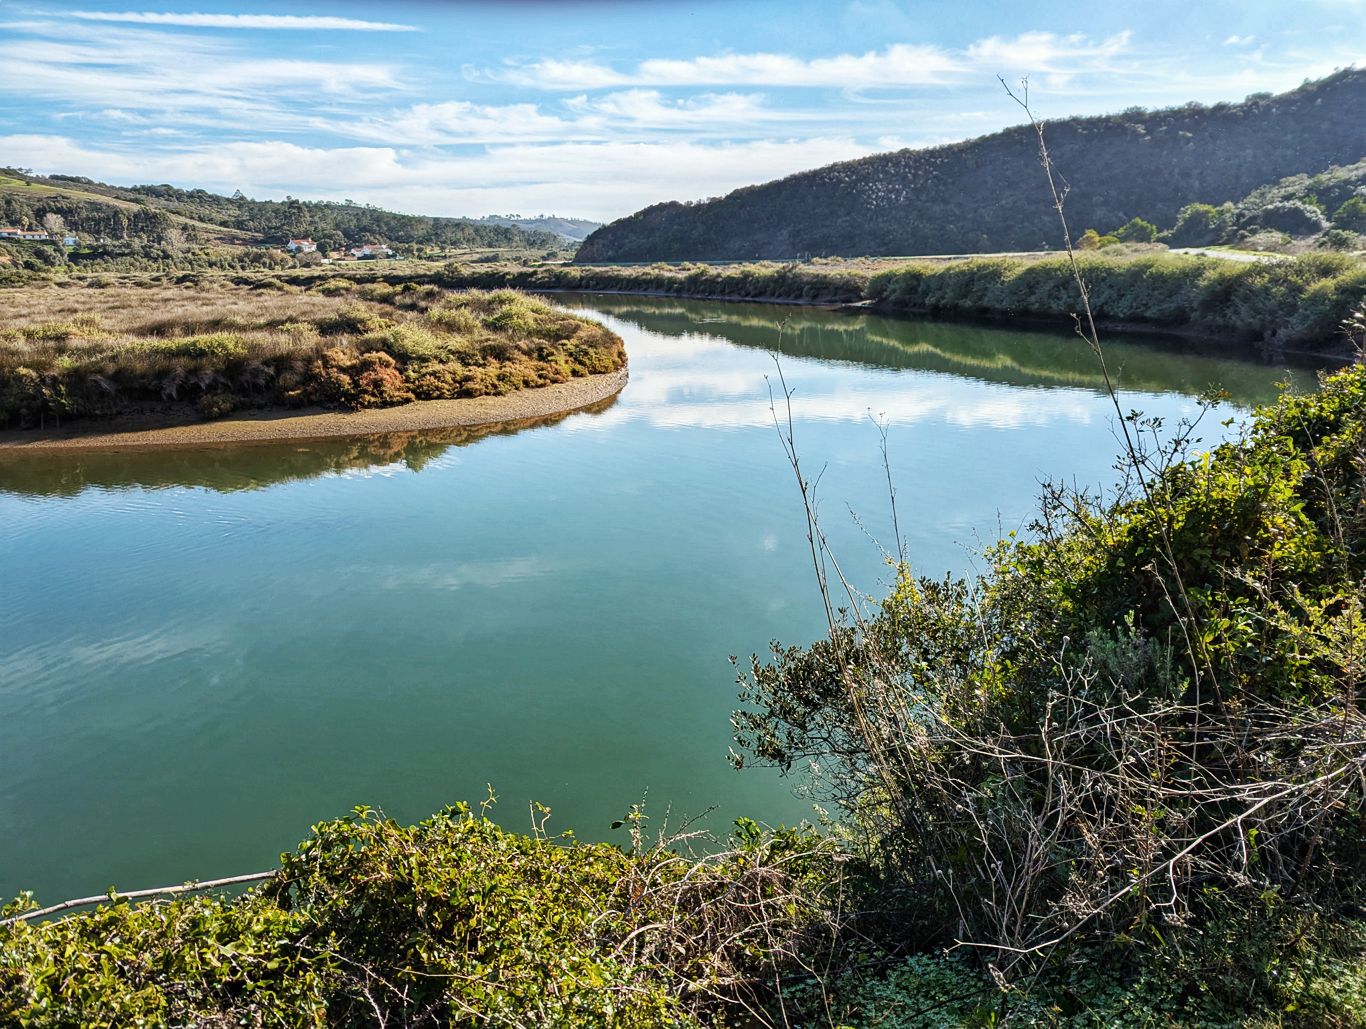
[426,249,1365,356]
[867,249,1366,353]
[0,283,625,430]
[5,310,1364,1024]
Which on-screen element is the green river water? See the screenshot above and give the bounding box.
[0,296,1317,904]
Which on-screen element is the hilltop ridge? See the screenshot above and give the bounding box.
[576,68,1366,262]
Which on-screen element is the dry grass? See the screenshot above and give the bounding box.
[0,279,626,429]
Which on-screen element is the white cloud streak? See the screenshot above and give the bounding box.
[485,32,1134,90]
[0,21,404,127]
[330,90,789,145]
[68,11,417,31]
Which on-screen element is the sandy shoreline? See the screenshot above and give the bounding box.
[0,368,628,453]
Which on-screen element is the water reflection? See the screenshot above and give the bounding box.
[0,396,620,497]
[553,295,1320,405]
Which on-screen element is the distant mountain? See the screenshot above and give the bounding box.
[0,172,562,252]
[478,215,602,241]
[576,68,1366,263]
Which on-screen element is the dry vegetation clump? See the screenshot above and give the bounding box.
[0,280,625,429]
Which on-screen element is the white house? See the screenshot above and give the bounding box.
[0,227,52,240]
[349,243,393,259]
[286,237,317,253]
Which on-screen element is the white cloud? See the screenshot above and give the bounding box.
[491,43,965,89]
[566,90,779,127]
[330,91,783,146]
[486,32,1134,91]
[336,101,581,145]
[68,11,417,31]
[1223,34,1257,46]
[0,133,877,221]
[965,30,1131,73]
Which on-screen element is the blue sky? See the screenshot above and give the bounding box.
[0,0,1362,220]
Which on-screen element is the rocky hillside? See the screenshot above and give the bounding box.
[577,68,1366,262]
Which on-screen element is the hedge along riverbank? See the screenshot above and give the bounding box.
[416,251,1365,357]
[866,251,1366,355]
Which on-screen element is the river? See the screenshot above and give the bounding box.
[0,296,1317,904]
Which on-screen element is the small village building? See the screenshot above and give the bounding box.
[349,244,393,259]
[0,228,53,240]
[286,237,317,253]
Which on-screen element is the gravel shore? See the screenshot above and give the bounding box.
[0,369,628,453]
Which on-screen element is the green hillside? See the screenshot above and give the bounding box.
[576,68,1366,262]
[0,171,562,255]
[1164,157,1366,248]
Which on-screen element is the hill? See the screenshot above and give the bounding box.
[1164,157,1366,248]
[0,171,563,255]
[576,68,1366,262]
[478,215,602,241]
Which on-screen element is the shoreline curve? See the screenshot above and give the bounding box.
[0,368,629,453]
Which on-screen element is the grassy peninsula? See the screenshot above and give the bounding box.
[0,282,625,431]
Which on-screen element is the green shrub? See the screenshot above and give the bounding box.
[137,332,249,359]
[737,361,1366,1008]
[356,281,397,304]
[316,303,393,336]
[1112,216,1158,243]
[310,277,355,296]
[0,806,839,1027]
[1332,196,1366,233]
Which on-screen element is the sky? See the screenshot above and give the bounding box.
[0,0,1362,222]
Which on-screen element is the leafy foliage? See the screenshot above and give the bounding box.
[737,357,1366,1017]
[0,806,844,1026]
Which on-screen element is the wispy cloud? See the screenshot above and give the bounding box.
[0,21,405,127]
[67,11,417,31]
[331,90,788,145]
[483,32,1134,90]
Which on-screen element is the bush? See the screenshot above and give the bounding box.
[1255,200,1329,236]
[737,359,1366,1006]
[0,806,843,1027]
[1333,195,1366,233]
[867,252,1366,351]
[1112,216,1158,243]
[310,277,355,296]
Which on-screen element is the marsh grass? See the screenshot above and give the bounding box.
[0,280,625,429]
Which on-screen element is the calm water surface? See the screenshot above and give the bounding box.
[0,297,1316,903]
